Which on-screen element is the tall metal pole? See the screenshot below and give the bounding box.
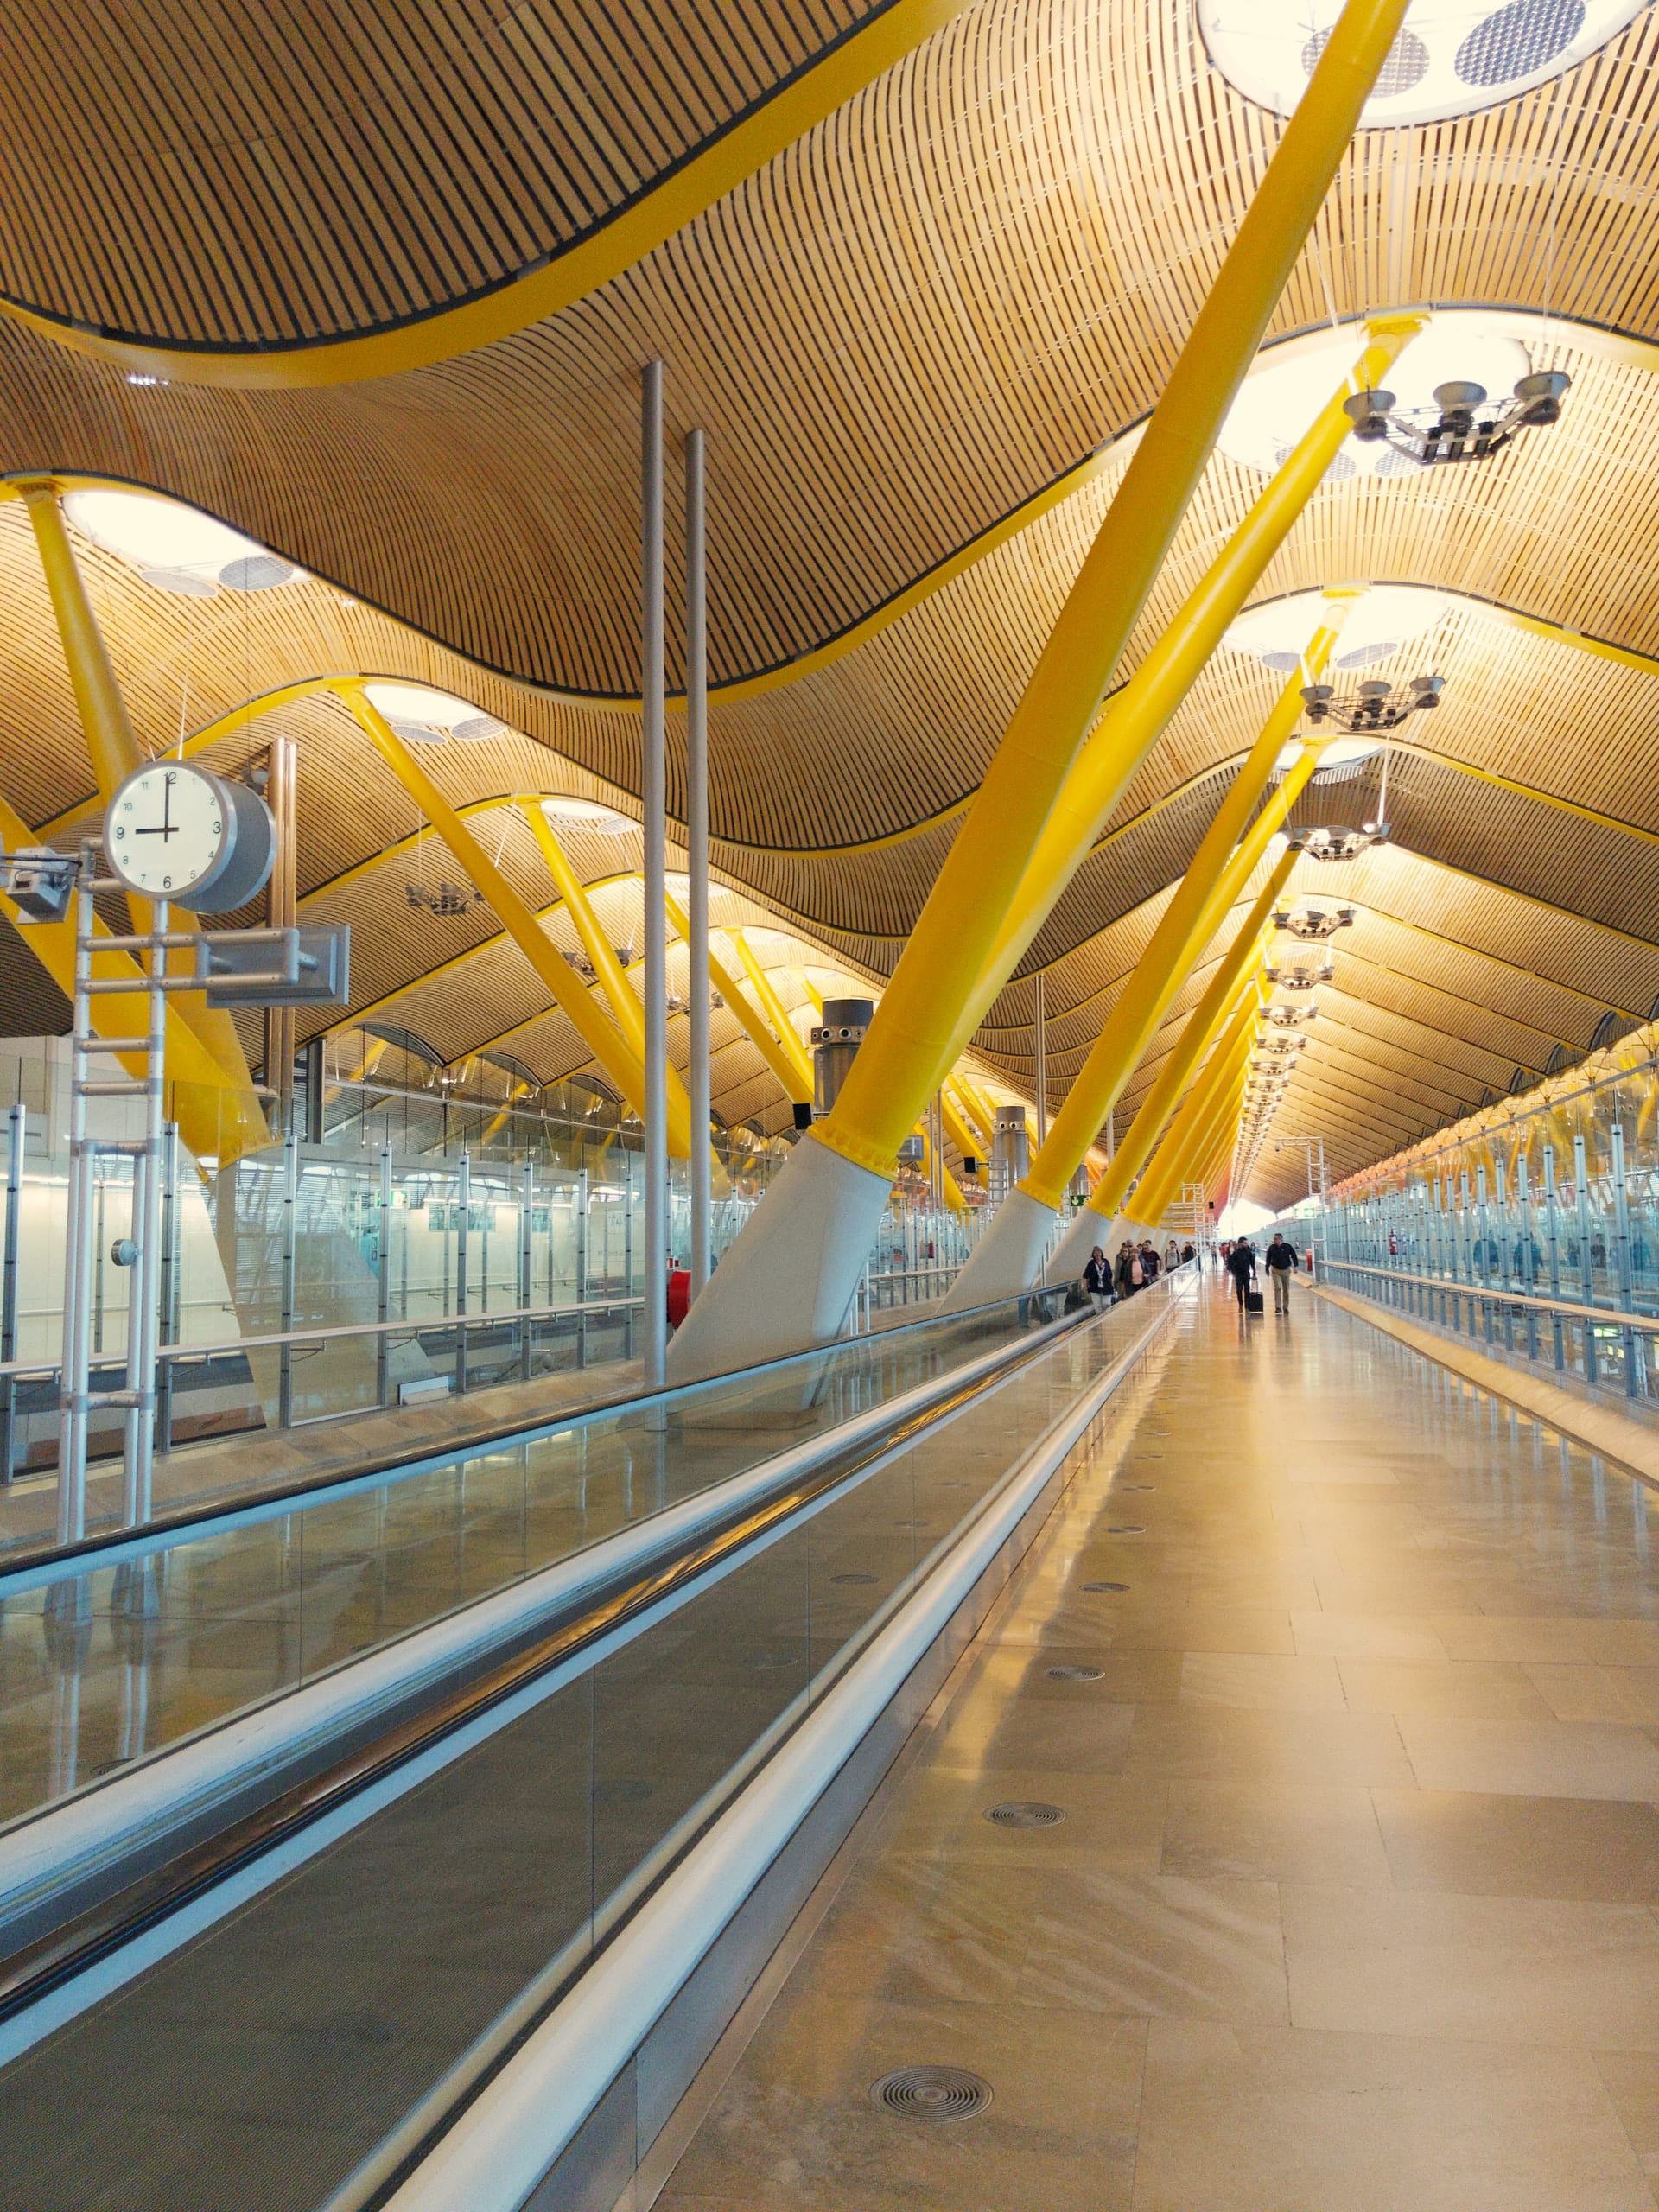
[685,426,712,1299]
[264,734,298,1134]
[1033,969,1046,1150]
[642,359,669,1388]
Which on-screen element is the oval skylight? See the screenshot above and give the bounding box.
[1224,585,1450,668]
[364,681,492,745]
[65,489,300,593]
[1198,0,1643,128]
[541,796,634,835]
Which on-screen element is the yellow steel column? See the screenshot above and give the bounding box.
[809,2,1414,1181]
[521,805,647,1059]
[1138,1028,1256,1225]
[19,478,269,1152]
[667,897,810,1106]
[347,690,696,1155]
[730,931,816,1097]
[1020,623,1345,1210]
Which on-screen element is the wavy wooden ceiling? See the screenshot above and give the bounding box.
[0,0,1656,1198]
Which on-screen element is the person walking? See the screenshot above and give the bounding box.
[1163,1236,1180,1274]
[1225,1237,1256,1310]
[1083,1244,1112,1313]
[1140,1240,1160,1285]
[1264,1230,1298,1313]
[1116,1240,1141,1298]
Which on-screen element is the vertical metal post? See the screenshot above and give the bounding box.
[685,425,712,1300]
[1573,1131,1597,1382]
[1,1103,22,1482]
[519,1156,535,1381]
[376,1144,393,1408]
[264,734,298,1134]
[1033,969,1047,1151]
[455,1147,471,1395]
[1544,1143,1565,1370]
[623,1154,636,1359]
[278,1131,297,1428]
[122,893,166,1535]
[575,1166,590,1370]
[156,1121,180,1455]
[57,853,96,1547]
[639,361,671,1389]
[1612,1121,1639,1395]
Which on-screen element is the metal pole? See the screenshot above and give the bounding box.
[1033,969,1046,1151]
[122,893,166,1535]
[57,853,96,1548]
[685,426,712,1300]
[156,1120,178,1454]
[641,358,669,1389]
[278,1131,297,1428]
[456,1147,471,1394]
[377,1144,393,1408]
[519,1156,535,1381]
[1,1103,22,1482]
[264,734,298,1135]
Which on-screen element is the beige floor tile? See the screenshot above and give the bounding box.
[1177,1651,1346,1712]
[1526,1665,1655,1723]
[1399,1715,1659,1801]
[1374,1788,1659,1902]
[1291,1611,1452,1661]
[879,1770,1167,1872]
[1161,1779,1393,1885]
[1105,1604,1297,1655]
[1338,1658,1557,1719]
[1131,2020,1649,2211]
[1595,2050,1659,2199]
[1433,1614,1601,1663]
[1122,1703,1414,1787]
[1016,1868,1288,2023]
[1282,1882,1659,2049]
[661,1994,1147,2212]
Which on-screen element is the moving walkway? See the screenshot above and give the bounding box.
[0,1273,1190,2212]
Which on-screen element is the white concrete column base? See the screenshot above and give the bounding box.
[1043,1206,1123,1287]
[666,1132,893,1382]
[937,1187,1057,1312]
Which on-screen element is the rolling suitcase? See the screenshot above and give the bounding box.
[1244,1287,1264,1315]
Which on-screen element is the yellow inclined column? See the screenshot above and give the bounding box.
[1127,988,1262,1223]
[347,690,696,1155]
[18,479,270,1161]
[730,931,816,1096]
[970,318,1421,1007]
[1019,620,1346,1213]
[669,0,1409,1376]
[668,898,811,1105]
[1138,1026,1257,1226]
[520,805,647,1060]
[1036,842,1302,1284]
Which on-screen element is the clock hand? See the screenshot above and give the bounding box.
[162,772,175,842]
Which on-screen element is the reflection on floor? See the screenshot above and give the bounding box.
[660,1277,1659,2211]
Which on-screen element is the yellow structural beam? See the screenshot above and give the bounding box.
[521,804,648,1060]
[969,316,1421,1010]
[666,896,810,1106]
[1081,841,1301,1226]
[1140,1030,1255,1224]
[730,930,816,1098]
[812,0,1414,1182]
[18,478,270,1154]
[346,687,696,1156]
[1019,623,1347,1209]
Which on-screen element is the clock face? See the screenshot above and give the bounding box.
[106,764,229,897]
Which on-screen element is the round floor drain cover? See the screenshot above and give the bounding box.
[984,1800,1067,1827]
[1105,1524,1144,1535]
[1046,1663,1104,1681]
[1082,1579,1129,1592]
[830,1571,877,1586]
[870,2065,992,2120]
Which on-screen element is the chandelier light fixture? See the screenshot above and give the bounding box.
[1342,370,1571,467]
[1300,673,1443,734]
[1272,904,1356,941]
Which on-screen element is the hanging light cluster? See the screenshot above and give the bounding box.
[1300,823,1391,863]
[404,880,485,918]
[1266,1001,1316,1028]
[1342,370,1570,467]
[1271,904,1355,942]
[1300,671,1443,734]
[1264,953,1334,990]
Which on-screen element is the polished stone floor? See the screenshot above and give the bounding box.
[659,1275,1659,2212]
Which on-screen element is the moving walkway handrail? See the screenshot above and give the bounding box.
[0,1300,1093,2030]
[1322,1257,1659,1335]
[0,1285,1069,1593]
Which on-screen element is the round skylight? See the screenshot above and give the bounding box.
[364,681,500,746]
[1224,585,1449,671]
[541,796,634,835]
[1274,733,1385,774]
[1217,315,1532,480]
[64,489,301,594]
[1198,0,1644,128]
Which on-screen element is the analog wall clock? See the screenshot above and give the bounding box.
[105,762,276,912]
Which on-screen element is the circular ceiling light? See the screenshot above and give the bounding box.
[1224,584,1449,669]
[1217,315,1533,479]
[541,796,633,835]
[1274,732,1385,774]
[1198,0,1641,128]
[64,489,299,593]
[364,681,495,746]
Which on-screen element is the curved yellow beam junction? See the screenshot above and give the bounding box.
[0,2,970,390]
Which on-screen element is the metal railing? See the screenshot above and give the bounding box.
[1319,1255,1659,1405]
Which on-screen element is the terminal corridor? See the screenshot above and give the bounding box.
[661,1281,1659,2212]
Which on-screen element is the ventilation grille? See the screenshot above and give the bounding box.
[984,1800,1067,1828]
[1082,1580,1129,1593]
[870,2066,993,2120]
[1046,1663,1104,1681]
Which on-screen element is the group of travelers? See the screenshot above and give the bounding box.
[1220,1230,1300,1313]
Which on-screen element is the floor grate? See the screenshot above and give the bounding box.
[870,2066,993,2120]
[1104,1524,1144,1534]
[1046,1663,1104,1681]
[984,1800,1067,1827]
[1082,1579,1129,1592]
[829,1571,877,1586]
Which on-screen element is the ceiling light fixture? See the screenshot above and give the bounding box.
[1272,904,1357,941]
[1343,370,1570,466]
[1300,671,1444,734]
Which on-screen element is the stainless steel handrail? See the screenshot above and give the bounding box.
[1322,1257,1659,1337]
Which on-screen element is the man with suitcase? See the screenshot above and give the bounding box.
[1225,1237,1259,1312]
